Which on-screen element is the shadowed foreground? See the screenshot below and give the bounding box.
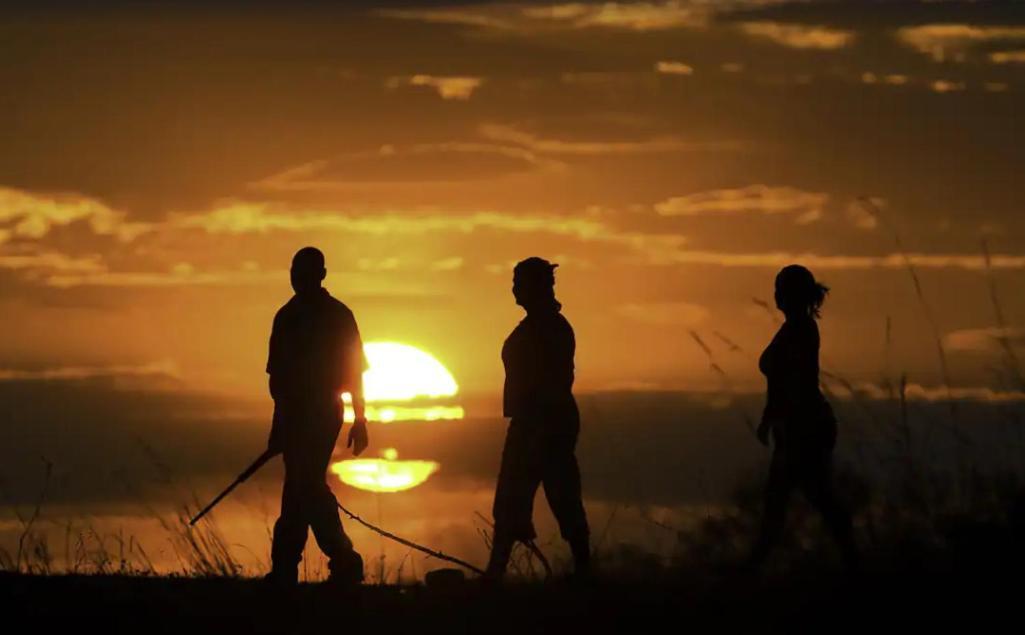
[2,565,1018,634]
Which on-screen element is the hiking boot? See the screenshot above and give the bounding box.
[262,568,299,588]
[327,550,364,586]
[570,537,593,580]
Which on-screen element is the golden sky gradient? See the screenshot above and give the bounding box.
[3,1,1025,400]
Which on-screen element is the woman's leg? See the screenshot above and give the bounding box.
[748,450,794,568]
[541,434,590,575]
[800,451,858,570]
[487,424,543,578]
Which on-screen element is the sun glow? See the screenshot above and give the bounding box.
[334,342,458,490]
[342,341,463,423]
[331,448,440,493]
[362,342,458,402]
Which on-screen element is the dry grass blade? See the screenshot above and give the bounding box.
[15,458,52,573]
[856,197,958,416]
[981,237,1024,389]
[689,330,756,434]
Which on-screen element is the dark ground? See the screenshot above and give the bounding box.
[1,564,1020,634]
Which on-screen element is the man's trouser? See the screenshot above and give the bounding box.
[270,417,357,575]
[487,418,590,574]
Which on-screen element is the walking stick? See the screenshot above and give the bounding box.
[189,449,277,526]
[189,449,486,576]
[336,501,485,575]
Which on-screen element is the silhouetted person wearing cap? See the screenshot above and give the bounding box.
[485,257,591,580]
[748,264,858,571]
[264,247,369,585]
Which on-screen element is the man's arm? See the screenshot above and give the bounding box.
[266,312,284,454]
[346,370,369,456]
[350,371,367,423]
[341,307,370,456]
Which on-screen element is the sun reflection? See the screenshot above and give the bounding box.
[365,405,465,422]
[331,448,440,493]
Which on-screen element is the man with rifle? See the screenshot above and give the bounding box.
[264,246,370,586]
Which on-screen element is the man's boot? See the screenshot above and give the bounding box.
[483,535,514,582]
[327,549,364,586]
[569,537,592,580]
[263,566,299,588]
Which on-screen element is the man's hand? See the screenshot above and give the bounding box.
[347,417,369,456]
[267,435,283,457]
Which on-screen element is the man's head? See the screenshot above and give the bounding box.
[290,246,326,295]
[512,256,558,309]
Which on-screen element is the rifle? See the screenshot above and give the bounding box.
[189,448,277,526]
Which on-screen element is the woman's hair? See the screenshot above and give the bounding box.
[775,264,829,318]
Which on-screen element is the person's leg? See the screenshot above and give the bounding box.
[269,451,311,582]
[800,451,858,571]
[303,422,361,582]
[486,424,542,579]
[748,450,794,568]
[541,433,590,575]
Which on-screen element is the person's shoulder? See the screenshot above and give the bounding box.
[321,291,358,323]
[790,316,820,344]
[325,293,354,315]
[273,296,298,322]
[551,312,575,340]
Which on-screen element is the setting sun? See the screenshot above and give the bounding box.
[363,342,458,402]
[343,341,463,423]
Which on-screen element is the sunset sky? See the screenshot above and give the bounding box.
[5,2,1025,580]
[3,0,1025,400]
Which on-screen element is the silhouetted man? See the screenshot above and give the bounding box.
[485,257,591,579]
[265,246,369,585]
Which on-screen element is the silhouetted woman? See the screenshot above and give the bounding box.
[485,257,591,579]
[748,264,858,570]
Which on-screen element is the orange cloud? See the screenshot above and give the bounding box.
[990,50,1025,64]
[381,2,710,33]
[0,360,179,382]
[530,2,709,31]
[45,266,284,289]
[845,199,881,230]
[255,141,559,191]
[740,22,855,50]
[931,79,966,93]
[655,185,826,224]
[655,60,694,75]
[648,250,1025,271]
[430,256,464,271]
[847,381,1025,404]
[0,249,105,274]
[944,327,1025,353]
[861,72,909,86]
[0,187,149,242]
[898,24,1025,62]
[389,75,484,100]
[375,8,513,30]
[477,123,733,155]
